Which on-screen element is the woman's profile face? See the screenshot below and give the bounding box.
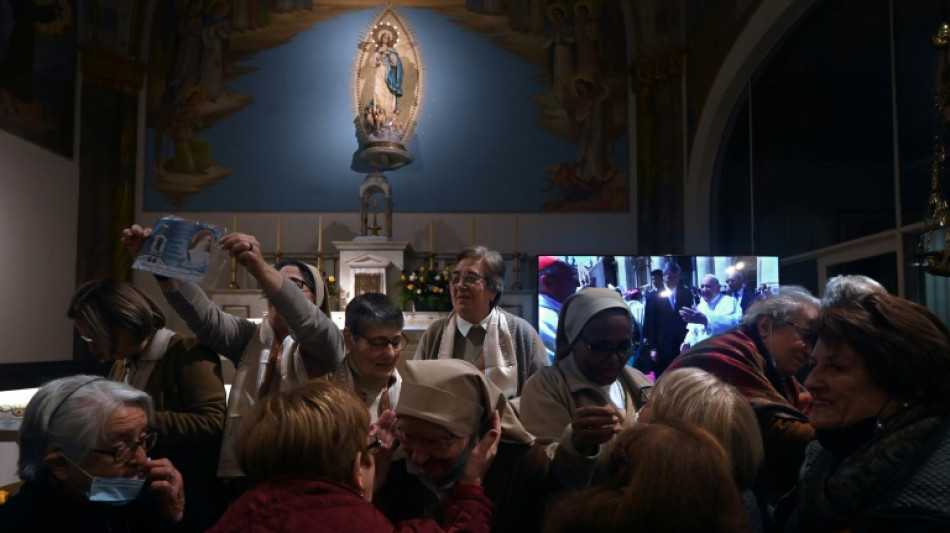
[804,340,892,430]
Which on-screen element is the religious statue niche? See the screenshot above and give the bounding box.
[354,8,421,171]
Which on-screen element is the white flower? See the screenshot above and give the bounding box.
[416,289,422,294]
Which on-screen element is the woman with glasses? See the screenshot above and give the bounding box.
[0,376,185,532]
[666,285,819,528]
[120,225,344,486]
[520,288,653,464]
[208,379,497,532]
[414,246,549,401]
[67,278,225,531]
[325,292,408,423]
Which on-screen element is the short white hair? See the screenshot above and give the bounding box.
[18,375,154,481]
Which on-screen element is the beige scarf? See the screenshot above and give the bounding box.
[435,310,519,398]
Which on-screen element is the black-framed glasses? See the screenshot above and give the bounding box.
[288,276,314,293]
[449,272,485,286]
[91,430,158,464]
[79,334,95,344]
[780,321,818,348]
[361,334,408,351]
[576,334,634,360]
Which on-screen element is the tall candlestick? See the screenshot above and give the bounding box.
[514,216,519,255]
[429,215,435,269]
[317,215,324,270]
[276,215,282,253]
[471,216,476,246]
[228,214,239,289]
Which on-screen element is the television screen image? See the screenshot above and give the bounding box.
[536,255,779,374]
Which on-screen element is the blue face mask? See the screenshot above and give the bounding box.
[87,476,146,506]
[61,453,145,506]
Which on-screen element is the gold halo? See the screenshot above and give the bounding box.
[546,2,568,22]
[372,22,399,48]
[574,0,600,18]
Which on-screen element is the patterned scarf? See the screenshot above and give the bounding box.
[786,405,943,532]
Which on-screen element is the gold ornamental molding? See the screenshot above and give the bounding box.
[80,48,146,95]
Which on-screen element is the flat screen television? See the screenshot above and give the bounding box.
[535,255,780,364]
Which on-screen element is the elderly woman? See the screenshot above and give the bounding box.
[519,288,653,461]
[0,376,185,531]
[208,380,496,532]
[121,225,344,481]
[376,359,564,532]
[785,292,950,531]
[414,246,548,400]
[68,278,225,530]
[542,422,750,533]
[666,286,818,512]
[326,292,406,423]
[641,367,765,531]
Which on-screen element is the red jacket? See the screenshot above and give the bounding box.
[208,476,493,533]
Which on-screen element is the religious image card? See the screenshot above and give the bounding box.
[133,216,224,283]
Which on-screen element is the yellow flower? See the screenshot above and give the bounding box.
[407,284,414,291]
[328,276,335,283]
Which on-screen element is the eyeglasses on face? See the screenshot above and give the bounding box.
[393,423,460,453]
[780,321,818,347]
[288,276,314,293]
[91,430,158,464]
[449,272,485,286]
[360,334,408,351]
[576,334,634,360]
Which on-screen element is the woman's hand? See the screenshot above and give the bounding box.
[120,225,151,258]
[460,410,502,486]
[143,458,185,523]
[371,409,397,492]
[570,405,620,455]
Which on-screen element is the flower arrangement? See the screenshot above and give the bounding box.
[321,270,337,299]
[397,265,452,311]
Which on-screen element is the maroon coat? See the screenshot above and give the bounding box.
[208,476,493,533]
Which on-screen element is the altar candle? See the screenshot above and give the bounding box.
[318,215,323,252]
[471,216,476,246]
[429,216,434,252]
[514,216,519,255]
[276,215,282,253]
[232,215,238,233]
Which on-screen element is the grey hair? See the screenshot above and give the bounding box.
[821,275,886,308]
[456,246,506,307]
[740,285,819,328]
[18,375,154,482]
[344,292,404,337]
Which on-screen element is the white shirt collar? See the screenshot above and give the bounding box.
[456,308,495,337]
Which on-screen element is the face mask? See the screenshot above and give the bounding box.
[61,453,146,506]
[436,441,475,490]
